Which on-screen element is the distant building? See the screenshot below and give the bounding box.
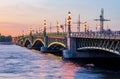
[12,37,18,43]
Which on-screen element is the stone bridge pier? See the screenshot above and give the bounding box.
[63,37,77,58]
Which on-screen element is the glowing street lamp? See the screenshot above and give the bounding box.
[57,21,59,34]
[29,27,33,42]
[44,19,46,33]
[22,30,24,36]
[29,28,33,35]
[67,11,72,36]
[43,19,47,48]
[84,22,87,33]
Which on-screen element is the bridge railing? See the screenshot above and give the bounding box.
[70,32,120,39]
[18,31,120,41]
[31,32,67,37]
[47,32,67,36]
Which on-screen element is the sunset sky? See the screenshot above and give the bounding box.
[0,0,120,36]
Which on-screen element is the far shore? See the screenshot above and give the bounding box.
[0,42,15,45]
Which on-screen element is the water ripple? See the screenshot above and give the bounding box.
[0,45,120,79]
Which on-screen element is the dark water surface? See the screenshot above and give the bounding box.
[0,45,120,79]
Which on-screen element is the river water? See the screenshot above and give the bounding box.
[0,45,120,79]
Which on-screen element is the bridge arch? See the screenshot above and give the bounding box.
[77,46,120,57]
[16,39,23,46]
[48,42,66,50]
[24,39,32,47]
[32,39,44,50]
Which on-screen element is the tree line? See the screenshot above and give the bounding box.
[0,34,12,42]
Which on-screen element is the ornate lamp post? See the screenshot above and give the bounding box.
[22,30,24,36]
[29,28,32,36]
[41,19,48,52]
[43,19,46,37]
[67,11,72,37]
[57,21,59,34]
[43,19,48,49]
[29,28,33,43]
[84,22,87,33]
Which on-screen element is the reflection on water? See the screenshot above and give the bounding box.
[0,45,120,79]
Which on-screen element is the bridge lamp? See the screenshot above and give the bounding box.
[43,19,47,37]
[84,22,87,33]
[98,25,101,31]
[57,21,60,34]
[44,19,47,33]
[22,30,24,36]
[67,11,72,34]
[29,28,33,34]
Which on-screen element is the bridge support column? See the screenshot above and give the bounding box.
[63,49,73,58]
[41,46,47,53]
[27,44,32,49]
[41,36,48,53]
[63,37,76,58]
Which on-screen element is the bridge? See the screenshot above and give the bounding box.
[16,10,120,59]
[16,30,120,59]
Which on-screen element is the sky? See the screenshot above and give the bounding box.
[0,0,120,36]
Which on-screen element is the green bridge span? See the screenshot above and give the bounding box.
[16,32,120,59]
